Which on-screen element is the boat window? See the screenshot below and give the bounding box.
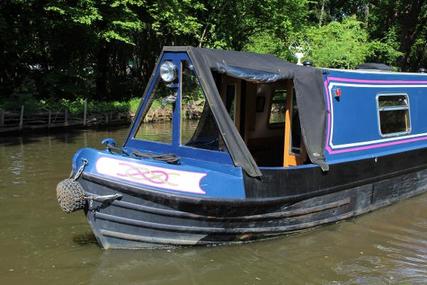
[180,61,226,152]
[269,89,287,126]
[377,94,410,136]
[134,76,176,144]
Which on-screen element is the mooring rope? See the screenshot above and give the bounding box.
[104,142,180,165]
[131,149,180,164]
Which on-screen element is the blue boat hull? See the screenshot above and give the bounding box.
[79,167,427,249]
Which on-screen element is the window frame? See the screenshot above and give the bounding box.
[268,89,287,128]
[179,60,227,152]
[133,75,176,145]
[125,53,233,165]
[376,93,411,138]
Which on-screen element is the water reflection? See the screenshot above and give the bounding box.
[86,205,427,285]
[72,232,99,246]
[0,127,426,285]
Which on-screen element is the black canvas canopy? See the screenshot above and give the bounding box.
[163,46,328,177]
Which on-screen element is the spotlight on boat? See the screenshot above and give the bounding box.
[419,68,426,73]
[160,61,177,82]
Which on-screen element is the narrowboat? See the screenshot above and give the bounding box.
[56,46,427,249]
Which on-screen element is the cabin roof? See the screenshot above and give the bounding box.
[161,46,328,176]
[164,46,315,80]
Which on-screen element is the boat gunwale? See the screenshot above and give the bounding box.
[81,154,427,207]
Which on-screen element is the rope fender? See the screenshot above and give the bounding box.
[56,159,88,213]
[56,178,86,213]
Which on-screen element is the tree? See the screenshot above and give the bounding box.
[0,0,425,106]
[45,0,144,99]
[304,17,370,68]
[368,0,427,71]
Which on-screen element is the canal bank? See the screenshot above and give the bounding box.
[0,126,426,285]
[0,98,135,134]
[0,98,203,135]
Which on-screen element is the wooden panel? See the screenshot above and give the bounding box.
[283,81,307,167]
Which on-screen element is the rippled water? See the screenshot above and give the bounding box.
[0,127,426,285]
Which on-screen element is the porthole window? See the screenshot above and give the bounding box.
[377,94,411,136]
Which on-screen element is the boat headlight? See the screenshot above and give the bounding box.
[160,61,177,82]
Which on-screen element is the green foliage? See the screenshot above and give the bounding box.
[245,17,402,69]
[244,32,289,60]
[244,7,403,68]
[0,96,134,115]
[202,0,308,50]
[366,28,403,66]
[129,98,141,114]
[46,0,143,45]
[146,1,203,37]
[0,0,426,107]
[363,0,427,70]
[304,17,370,68]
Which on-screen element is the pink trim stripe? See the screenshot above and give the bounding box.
[324,79,333,153]
[328,135,427,154]
[328,77,427,84]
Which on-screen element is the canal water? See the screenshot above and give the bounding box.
[0,127,426,285]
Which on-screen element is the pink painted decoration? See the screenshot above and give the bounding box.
[96,157,207,194]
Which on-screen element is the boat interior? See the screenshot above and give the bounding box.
[136,60,309,169]
[212,72,308,167]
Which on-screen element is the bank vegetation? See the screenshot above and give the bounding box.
[1,0,426,112]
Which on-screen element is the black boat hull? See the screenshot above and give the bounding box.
[79,167,427,249]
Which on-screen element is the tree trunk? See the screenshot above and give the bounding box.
[319,0,326,27]
[364,2,369,28]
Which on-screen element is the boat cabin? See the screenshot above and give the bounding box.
[126,47,323,180]
[125,46,427,179]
